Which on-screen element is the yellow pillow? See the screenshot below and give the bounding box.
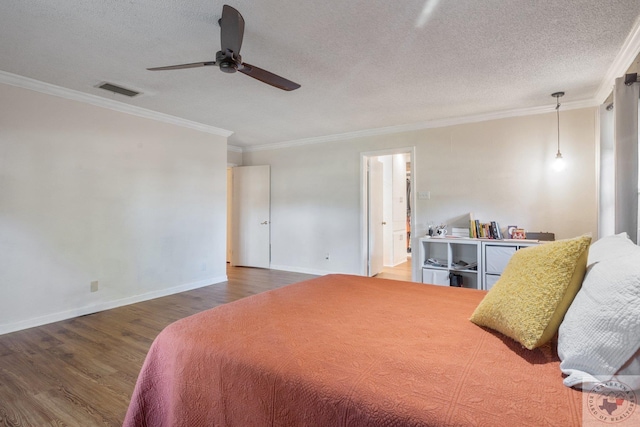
[470,235,591,349]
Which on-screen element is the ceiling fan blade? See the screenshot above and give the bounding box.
[147,61,216,71]
[220,4,244,54]
[238,63,300,91]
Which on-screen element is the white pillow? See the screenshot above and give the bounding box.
[586,232,636,266]
[558,233,640,388]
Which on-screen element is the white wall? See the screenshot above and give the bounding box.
[0,83,228,334]
[243,107,598,276]
[227,148,243,166]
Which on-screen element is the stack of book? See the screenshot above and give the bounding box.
[451,227,470,238]
[469,220,503,239]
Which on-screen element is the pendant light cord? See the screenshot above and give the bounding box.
[556,97,560,155]
[552,91,564,156]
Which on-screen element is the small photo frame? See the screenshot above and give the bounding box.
[507,225,517,239]
[512,228,527,239]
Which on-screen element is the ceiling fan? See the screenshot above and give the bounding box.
[147,4,300,91]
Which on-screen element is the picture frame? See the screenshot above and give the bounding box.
[512,228,527,239]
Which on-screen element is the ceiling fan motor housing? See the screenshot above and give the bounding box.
[216,50,238,73]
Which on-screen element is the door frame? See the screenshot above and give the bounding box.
[226,165,236,263]
[368,157,385,277]
[360,147,416,276]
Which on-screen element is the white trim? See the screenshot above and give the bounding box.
[0,275,227,336]
[0,69,602,153]
[594,16,640,104]
[360,147,417,279]
[1,55,617,155]
[269,264,333,276]
[0,70,233,138]
[243,99,596,153]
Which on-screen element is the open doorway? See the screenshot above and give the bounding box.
[361,147,415,281]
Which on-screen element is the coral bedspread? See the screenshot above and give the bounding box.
[123,274,583,426]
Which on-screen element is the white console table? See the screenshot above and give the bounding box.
[418,237,540,290]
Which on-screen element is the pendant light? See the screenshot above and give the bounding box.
[552,91,566,172]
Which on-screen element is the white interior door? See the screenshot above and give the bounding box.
[369,159,384,276]
[231,165,270,268]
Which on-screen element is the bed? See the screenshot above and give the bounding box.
[123,273,583,426]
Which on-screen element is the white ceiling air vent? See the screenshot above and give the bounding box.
[97,82,140,97]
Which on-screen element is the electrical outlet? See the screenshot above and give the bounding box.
[90,280,99,292]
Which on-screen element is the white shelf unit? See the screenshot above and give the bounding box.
[482,241,539,290]
[419,238,481,289]
[419,237,542,290]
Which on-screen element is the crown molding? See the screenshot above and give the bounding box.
[594,15,640,103]
[0,71,233,138]
[0,64,611,154]
[242,98,597,153]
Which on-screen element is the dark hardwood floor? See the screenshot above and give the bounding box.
[0,267,317,427]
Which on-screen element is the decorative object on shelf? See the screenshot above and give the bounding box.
[526,232,555,241]
[552,91,566,172]
[451,260,477,271]
[449,273,463,287]
[507,225,518,239]
[511,228,527,239]
[425,258,447,268]
[435,224,447,237]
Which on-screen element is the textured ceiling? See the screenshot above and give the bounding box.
[2,0,640,148]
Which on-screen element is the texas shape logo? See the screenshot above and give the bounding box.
[587,380,637,423]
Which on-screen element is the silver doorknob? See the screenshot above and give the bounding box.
[382,221,387,225]
[261,221,269,225]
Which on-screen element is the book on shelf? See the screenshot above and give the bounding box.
[490,221,503,239]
